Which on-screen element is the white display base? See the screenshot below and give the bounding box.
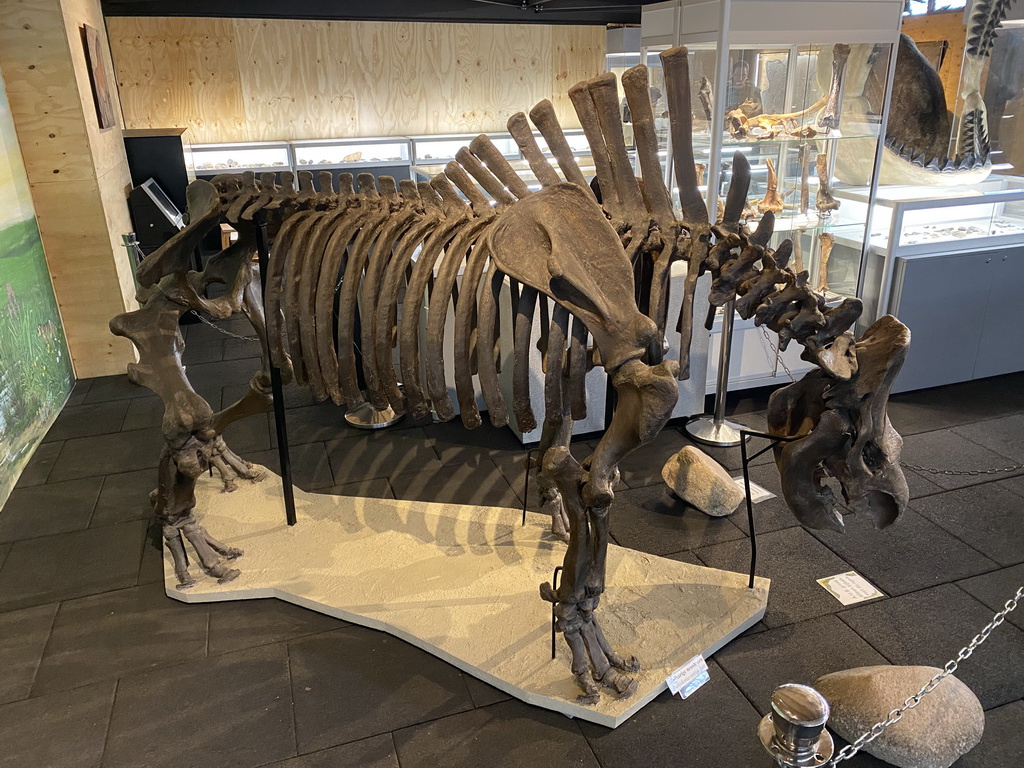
[166,467,770,728]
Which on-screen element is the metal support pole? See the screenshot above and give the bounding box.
[254,216,297,527]
[759,684,834,767]
[685,301,748,447]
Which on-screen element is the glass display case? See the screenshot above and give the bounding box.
[641,0,903,391]
[190,141,292,175]
[292,137,410,169]
[837,176,1024,321]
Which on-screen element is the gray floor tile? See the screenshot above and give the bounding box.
[0,602,58,705]
[886,373,1024,436]
[47,428,164,482]
[954,700,1024,768]
[902,467,945,499]
[220,412,273,455]
[137,522,166,586]
[394,699,599,768]
[41,400,130,442]
[13,441,63,488]
[463,674,511,708]
[714,615,888,716]
[33,582,208,695]
[663,550,704,566]
[182,337,225,365]
[83,374,156,404]
[809,509,998,596]
[697,527,855,628]
[0,544,9,571]
[426,419,524,467]
[91,469,156,527]
[390,460,520,508]
[208,598,346,656]
[956,563,1024,631]
[222,337,263,361]
[578,662,767,768]
[900,430,1024,491]
[325,429,441,485]
[314,478,394,499]
[998,474,1024,498]
[596,428,689,488]
[911,484,1024,566]
[0,477,103,543]
[289,627,473,753]
[271,401,372,447]
[0,681,115,768]
[609,484,746,556]
[953,414,1024,464]
[119,397,164,431]
[184,359,262,395]
[268,734,399,768]
[103,644,295,768]
[0,520,147,611]
[248,442,336,490]
[728,460,803,536]
[840,584,1024,709]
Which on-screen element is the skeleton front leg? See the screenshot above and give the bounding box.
[540,447,639,704]
[154,439,244,589]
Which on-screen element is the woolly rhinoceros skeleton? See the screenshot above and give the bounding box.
[111,46,911,704]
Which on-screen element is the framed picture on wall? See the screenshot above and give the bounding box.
[81,23,115,130]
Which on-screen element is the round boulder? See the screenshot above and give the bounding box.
[815,665,984,768]
[661,445,744,517]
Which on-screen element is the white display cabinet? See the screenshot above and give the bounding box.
[836,176,1024,323]
[641,0,903,392]
[292,137,411,169]
[190,141,292,175]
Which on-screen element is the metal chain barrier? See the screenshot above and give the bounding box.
[189,310,259,342]
[901,461,1024,477]
[830,585,1024,765]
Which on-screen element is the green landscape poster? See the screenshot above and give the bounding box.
[0,74,74,506]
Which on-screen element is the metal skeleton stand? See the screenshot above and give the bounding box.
[255,215,297,526]
[739,428,798,589]
[686,301,749,447]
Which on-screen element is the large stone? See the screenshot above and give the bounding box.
[815,665,984,768]
[661,445,744,517]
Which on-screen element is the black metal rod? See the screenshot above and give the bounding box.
[522,448,538,526]
[739,428,800,589]
[551,565,563,660]
[255,217,297,527]
[741,431,757,589]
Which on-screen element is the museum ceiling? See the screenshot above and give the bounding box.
[100,0,659,25]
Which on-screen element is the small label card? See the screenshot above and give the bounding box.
[732,477,776,504]
[818,571,885,606]
[665,654,710,699]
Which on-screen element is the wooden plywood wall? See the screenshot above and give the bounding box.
[107,17,606,144]
[1,0,138,379]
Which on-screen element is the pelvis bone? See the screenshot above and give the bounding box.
[767,315,911,533]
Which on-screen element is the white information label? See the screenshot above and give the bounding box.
[817,571,885,606]
[732,477,776,504]
[665,655,710,699]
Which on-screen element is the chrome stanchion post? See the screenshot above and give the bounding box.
[685,300,748,447]
[759,684,834,767]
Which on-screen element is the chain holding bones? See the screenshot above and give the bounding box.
[830,586,1024,765]
[189,310,258,342]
